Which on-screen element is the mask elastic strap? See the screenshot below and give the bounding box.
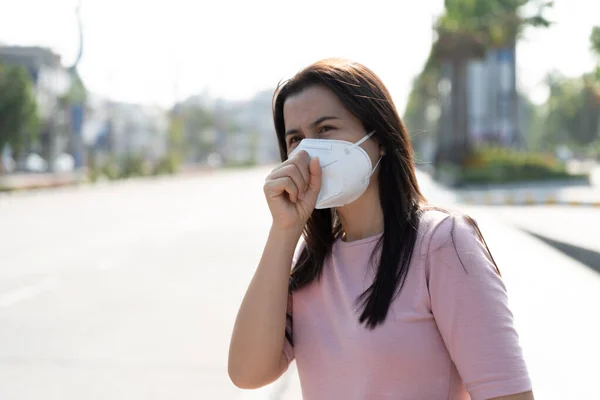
[364,156,382,181]
[352,130,376,149]
[345,130,376,155]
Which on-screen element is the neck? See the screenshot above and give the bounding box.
[336,187,384,242]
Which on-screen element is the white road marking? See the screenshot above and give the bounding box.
[0,278,59,307]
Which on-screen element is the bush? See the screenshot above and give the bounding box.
[223,160,257,169]
[88,152,183,182]
[120,154,149,178]
[100,162,121,180]
[88,154,143,181]
[152,152,180,175]
[439,147,589,186]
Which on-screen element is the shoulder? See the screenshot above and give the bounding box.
[417,206,500,279]
[416,207,483,257]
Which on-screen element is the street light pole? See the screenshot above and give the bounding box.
[68,0,85,171]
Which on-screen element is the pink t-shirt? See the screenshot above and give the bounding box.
[283,210,531,400]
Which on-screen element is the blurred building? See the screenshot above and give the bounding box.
[233,89,280,164]
[0,46,72,166]
[176,89,279,166]
[0,46,71,119]
[217,89,279,165]
[92,101,169,162]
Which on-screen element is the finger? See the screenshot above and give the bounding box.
[271,151,310,182]
[306,156,322,196]
[270,165,307,200]
[288,151,311,189]
[271,150,308,172]
[265,176,299,203]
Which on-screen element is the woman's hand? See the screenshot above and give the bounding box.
[264,150,322,231]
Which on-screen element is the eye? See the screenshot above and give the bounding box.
[287,136,303,147]
[318,125,335,134]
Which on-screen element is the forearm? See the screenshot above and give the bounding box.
[228,225,302,387]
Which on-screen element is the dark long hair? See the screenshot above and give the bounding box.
[273,58,427,332]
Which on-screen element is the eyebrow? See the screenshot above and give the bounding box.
[285,116,340,137]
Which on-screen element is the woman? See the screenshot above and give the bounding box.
[228,58,533,400]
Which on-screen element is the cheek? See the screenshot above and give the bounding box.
[364,143,381,167]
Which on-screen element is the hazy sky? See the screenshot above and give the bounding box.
[1,0,598,111]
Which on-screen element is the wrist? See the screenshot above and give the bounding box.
[269,223,304,244]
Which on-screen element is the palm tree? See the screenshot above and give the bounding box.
[590,26,600,98]
[432,0,552,166]
[589,26,600,148]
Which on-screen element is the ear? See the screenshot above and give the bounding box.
[379,144,386,156]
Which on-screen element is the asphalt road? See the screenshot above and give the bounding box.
[0,167,598,399]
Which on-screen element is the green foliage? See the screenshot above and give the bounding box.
[536,73,600,149]
[224,160,257,169]
[178,105,216,161]
[88,150,181,182]
[591,26,600,59]
[152,151,180,175]
[439,0,552,47]
[120,153,149,178]
[167,113,185,161]
[0,63,40,157]
[433,0,552,63]
[404,51,441,160]
[184,106,213,135]
[92,159,120,181]
[456,147,585,185]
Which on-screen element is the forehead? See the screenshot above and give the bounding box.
[283,85,351,128]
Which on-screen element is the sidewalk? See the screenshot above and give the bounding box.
[0,164,215,193]
[480,205,600,263]
[457,162,600,207]
[0,172,86,192]
[457,184,600,207]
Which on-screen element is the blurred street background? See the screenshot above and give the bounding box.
[1,0,599,399]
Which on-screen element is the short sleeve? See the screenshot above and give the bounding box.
[426,215,532,400]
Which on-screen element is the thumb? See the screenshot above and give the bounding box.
[306,156,322,196]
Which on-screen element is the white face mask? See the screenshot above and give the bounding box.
[289,130,382,209]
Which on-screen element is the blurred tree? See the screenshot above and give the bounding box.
[519,93,543,149]
[437,0,552,49]
[591,26,600,59]
[538,73,600,150]
[589,26,600,153]
[0,64,40,174]
[589,26,600,98]
[182,106,215,162]
[404,51,440,163]
[432,0,552,165]
[167,112,185,155]
[473,24,600,157]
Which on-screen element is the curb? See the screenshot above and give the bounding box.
[458,192,600,207]
[0,166,217,194]
[0,174,86,193]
